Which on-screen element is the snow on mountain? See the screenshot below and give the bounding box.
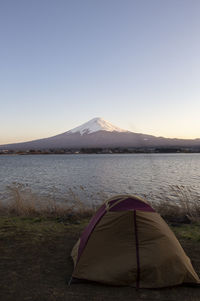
[68,117,129,135]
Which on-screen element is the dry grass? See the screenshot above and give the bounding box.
[151,185,200,223]
[0,183,97,221]
[1,183,200,224]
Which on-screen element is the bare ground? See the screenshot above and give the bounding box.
[0,217,200,301]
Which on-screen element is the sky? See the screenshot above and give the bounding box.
[0,0,200,144]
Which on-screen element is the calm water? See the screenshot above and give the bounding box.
[0,153,200,205]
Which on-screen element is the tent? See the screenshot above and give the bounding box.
[70,195,200,288]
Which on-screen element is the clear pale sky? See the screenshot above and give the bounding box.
[0,0,200,144]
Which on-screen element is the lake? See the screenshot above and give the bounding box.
[0,153,200,206]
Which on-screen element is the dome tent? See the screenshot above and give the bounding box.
[70,195,200,288]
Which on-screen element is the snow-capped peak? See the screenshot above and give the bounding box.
[68,117,128,135]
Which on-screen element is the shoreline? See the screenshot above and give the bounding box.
[1,147,200,155]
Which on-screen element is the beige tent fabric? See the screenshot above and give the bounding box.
[136,211,200,288]
[71,197,200,288]
[71,238,80,266]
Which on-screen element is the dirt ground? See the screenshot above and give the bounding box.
[0,217,200,301]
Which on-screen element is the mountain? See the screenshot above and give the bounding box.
[0,117,200,150]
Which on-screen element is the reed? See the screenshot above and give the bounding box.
[0,183,97,221]
[0,183,200,223]
[151,185,200,223]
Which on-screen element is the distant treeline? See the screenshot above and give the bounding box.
[1,147,200,155]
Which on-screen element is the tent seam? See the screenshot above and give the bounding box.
[134,210,140,290]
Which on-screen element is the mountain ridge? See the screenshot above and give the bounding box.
[0,118,200,150]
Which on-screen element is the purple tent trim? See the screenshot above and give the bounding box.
[77,204,106,263]
[107,197,122,207]
[109,197,155,212]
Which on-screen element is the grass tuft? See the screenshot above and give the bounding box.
[0,183,97,222]
[150,185,200,223]
[1,183,200,224]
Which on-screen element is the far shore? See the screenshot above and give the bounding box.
[1,146,200,155]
